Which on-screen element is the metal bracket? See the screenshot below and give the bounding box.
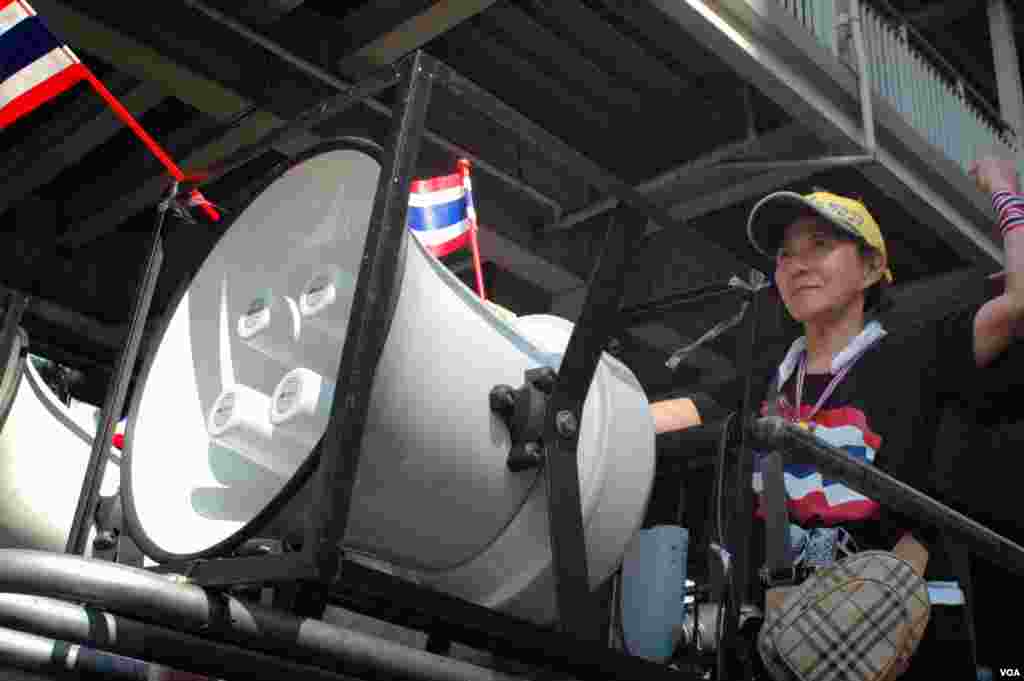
[490,366,558,472]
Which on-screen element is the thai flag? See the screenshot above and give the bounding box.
[752,405,884,525]
[408,171,473,257]
[0,0,87,128]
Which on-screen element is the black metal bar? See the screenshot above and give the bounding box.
[0,595,362,681]
[0,550,529,681]
[751,416,1024,578]
[0,291,28,385]
[621,281,746,327]
[719,284,761,680]
[66,183,175,556]
[426,54,746,257]
[150,553,315,588]
[303,52,436,588]
[328,560,696,681]
[192,66,402,188]
[540,205,647,644]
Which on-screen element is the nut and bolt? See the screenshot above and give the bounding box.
[555,410,578,438]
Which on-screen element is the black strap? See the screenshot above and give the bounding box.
[761,375,792,583]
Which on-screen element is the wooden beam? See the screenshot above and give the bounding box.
[338,0,500,76]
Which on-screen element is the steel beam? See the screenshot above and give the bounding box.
[0,74,165,218]
[549,122,816,233]
[907,1,979,29]
[22,295,123,350]
[988,0,1024,141]
[59,108,276,248]
[337,0,500,76]
[647,0,1004,268]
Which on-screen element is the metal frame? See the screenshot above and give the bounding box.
[11,35,1024,678]
[65,181,176,556]
[750,417,1024,577]
[66,50,707,678]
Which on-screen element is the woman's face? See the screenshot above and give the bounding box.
[774,215,878,324]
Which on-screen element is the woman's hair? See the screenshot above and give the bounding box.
[857,240,893,319]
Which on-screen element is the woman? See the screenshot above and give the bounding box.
[652,157,1024,678]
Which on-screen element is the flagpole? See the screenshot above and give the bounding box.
[80,68,220,222]
[457,159,487,301]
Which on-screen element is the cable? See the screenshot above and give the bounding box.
[713,411,736,677]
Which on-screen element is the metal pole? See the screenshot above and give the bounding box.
[327,559,690,681]
[715,155,875,171]
[0,551,529,681]
[751,417,1024,578]
[180,0,563,219]
[549,129,779,233]
[850,0,877,157]
[621,280,746,327]
[988,0,1024,153]
[303,52,435,593]
[0,291,28,387]
[718,280,763,680]
[65,182,175,556]
[0,599,360,681]
[541,205,646,644]
[0,623,150,680]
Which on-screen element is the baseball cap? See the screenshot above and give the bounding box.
[747,190,894,284]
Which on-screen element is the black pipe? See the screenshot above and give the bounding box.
[621,281,745,327]
[0,550,525,681]
[751,416,1024,578]
[0,594,360,681]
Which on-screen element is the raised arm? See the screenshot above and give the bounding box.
[969,157,1024,367]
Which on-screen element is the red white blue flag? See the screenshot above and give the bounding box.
[752,404,883,525]
[0,0,86,128]
[408,171,474,257]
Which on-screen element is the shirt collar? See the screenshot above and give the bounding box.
[776,319,887,388]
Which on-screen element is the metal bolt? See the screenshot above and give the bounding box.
[555,410,578,438]
[92,530,117,552]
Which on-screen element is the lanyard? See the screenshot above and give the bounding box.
[792,339,877,426]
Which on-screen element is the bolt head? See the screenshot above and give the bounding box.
[555,410,578,438]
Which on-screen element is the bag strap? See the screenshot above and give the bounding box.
[761,376,792,583]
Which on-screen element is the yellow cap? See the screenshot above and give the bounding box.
[747,190,893,284]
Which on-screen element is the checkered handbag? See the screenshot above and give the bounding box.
[757,550,931,681]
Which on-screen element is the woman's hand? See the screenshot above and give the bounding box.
[969,156,1021,195]
[881,533,930,680]
[891,532,928,577]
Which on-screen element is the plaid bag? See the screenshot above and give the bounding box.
[758,550,931,681]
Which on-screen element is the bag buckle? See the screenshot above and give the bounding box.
[759,565,813,587]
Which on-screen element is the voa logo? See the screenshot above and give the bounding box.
[1000,669,1021,677]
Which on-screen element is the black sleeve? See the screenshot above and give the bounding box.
[928,301,1024,404]
[658,367,774,426]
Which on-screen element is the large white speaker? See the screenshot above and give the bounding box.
[0,331,120,553]
[122,140,656,623]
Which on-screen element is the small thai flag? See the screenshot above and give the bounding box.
[0,0,87,128]
[408,171,473,258]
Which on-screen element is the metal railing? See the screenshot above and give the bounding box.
[776,0,1021,174]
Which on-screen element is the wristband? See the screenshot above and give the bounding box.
[993,191,1024,236]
